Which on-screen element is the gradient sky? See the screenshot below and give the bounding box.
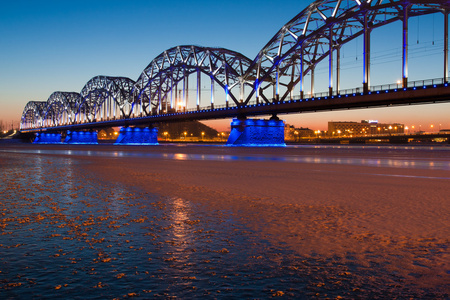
[1,0,449,132]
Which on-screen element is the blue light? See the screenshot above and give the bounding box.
[33,132,63,144]
[226,118,286,147]
[64,130,98,144]
[115,127,158,145]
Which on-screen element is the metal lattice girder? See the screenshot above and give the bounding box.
[43,92,80,126]
[20,101,47,128]
[79,76,136,120]
[135,45,255,114]
[244,0,450,103]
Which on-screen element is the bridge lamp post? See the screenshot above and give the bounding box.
[430,124,434,132]
[405,126,409,134]
[201,132,205,141]
[337,130,341,137]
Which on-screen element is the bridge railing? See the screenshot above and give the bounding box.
[369,78,446,92]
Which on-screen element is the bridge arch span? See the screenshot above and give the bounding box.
[43,92,80,127]
[78,76,135,122]
[20,101,47,130]
[244,0,449,104]
[134,45,256,116]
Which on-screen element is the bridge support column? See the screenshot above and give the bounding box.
[402,4,409,88]
[363,13,371,93]
[445,11,448,83]
[299,44,304,99]
[336,46,341,94]
[226,117,286,147]
[329,26,333,97]
[114,127,159,145]
[64,130,98,144]
[33,132,62,144]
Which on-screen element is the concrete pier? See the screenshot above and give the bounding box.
[64,131,98,144]
[114,127,159,145]
[226,118,286,147]
[33,132,62,144]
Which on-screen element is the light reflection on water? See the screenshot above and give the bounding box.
[2,146,450,171]
[0,150,448,298]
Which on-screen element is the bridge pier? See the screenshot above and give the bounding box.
[226,116,286,147]
[33,132,63,144]
[114,127,159,145]
[64,130,98,144]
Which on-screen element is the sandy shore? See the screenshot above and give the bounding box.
[2,143,449,292]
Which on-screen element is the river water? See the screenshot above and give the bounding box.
[0,144,448,299]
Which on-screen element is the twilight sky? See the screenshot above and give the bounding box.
[1,0,449,131]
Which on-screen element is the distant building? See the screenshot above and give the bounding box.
[328,120,404,136]
[285,124,314,141]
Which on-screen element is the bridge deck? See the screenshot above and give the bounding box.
[21,83,450,133]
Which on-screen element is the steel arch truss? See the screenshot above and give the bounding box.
[134,45,255,115]
[20,101,47,129]
[42,92,80,127]
[244,0,450,104]
[78,76,135,122]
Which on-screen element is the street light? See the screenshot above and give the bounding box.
[315,130,320,138]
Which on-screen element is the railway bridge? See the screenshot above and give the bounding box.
[20,0,450,146]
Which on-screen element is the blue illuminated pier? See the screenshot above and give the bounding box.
[114,127,159,145]
[64,131,98,144]
[33,133,62,144]
[226,118,286,147]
